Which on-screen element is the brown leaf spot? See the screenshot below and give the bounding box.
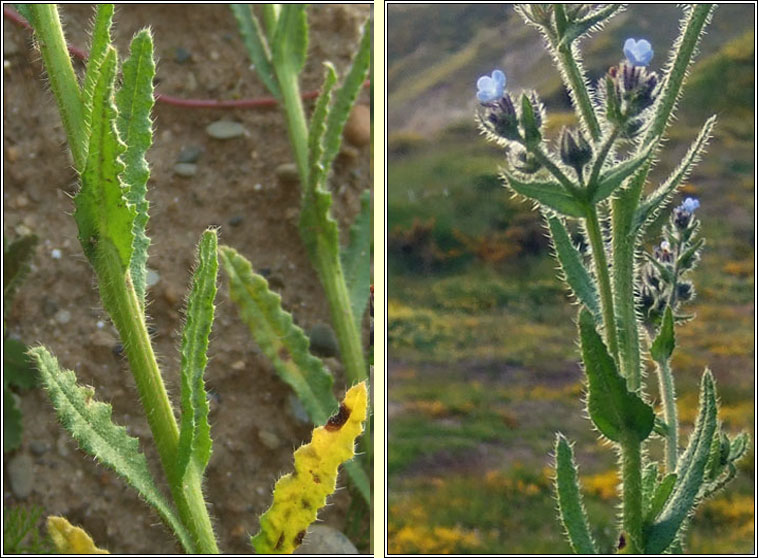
[275,532,284,550]
[295,530,306,547]
[325,403,350,431]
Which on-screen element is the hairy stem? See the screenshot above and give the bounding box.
[584,205,620,366]
[556,42,602,142]
[621,435,643,553]
[96,243,218,553]
[277,69,311,188]
[28,5,87,171]
[656,357,679,473]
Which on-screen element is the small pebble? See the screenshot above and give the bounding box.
[7,453,34,499]
[13,194,29,208]
[275,163,300,184]
[96,320,105,329]
[162,284,182,307]
[206,120,246,139]
[6,145,19,163]
[54,309,71,325]
[258,430,281,450]
[177,145,203,164]
[294,525,358,555]
[253,183,263,191]
[29,441,49,456]
[42,298,58,317]
[174,163,197,177]
[228,215,244,227]
[51,248,62,259]
[230,524,246,538]
[344,104,371,147]
[90,330,117,348]
[175,46,192,64]
[231,360,246,371]
[288,394,310,424]
[185,71,198,92]
[308,323,339,358]
[146,268,160,288]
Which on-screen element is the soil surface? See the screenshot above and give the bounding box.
[3,4,371,554]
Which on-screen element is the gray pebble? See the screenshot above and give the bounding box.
[294,525,358,555]
[29,441,49,456]
[258,429,281,450]
[42,298,58,317]
[275,163,300,184]
[288,393,310,424]
[175,46,192,64]
[228,215,244,227]
[177,145,203,164]
[54,309,71,324]
[8,453,34,499]
[308,323,339,358]
[206,120,246,140]
[174,163,198,177]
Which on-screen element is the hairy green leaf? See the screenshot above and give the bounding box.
[272,4,307,75]
[554,434,597,554]
[230,4,280,98]
[219,245,338,425]
[728,432,749,463]
[591,144,653,203]
[115,29,156,309]
[73,47,136,273]
[634,116,716,235]
[645,369,718,553]
[546,216,600,319]
[28,346,195,553]
[645,473,677,523]
[82,4,114,139]
[651,306,675,362]
[176,230,218,482]
[3,234,38,313]
[579,309,655,443]
[308,62,338,195]
[502,169,586,218]
[342,190,372,324]
[319,18,371,187]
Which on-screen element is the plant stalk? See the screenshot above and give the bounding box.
[621,435,643,553]
[584,205,620,366]
[96,243,219,553]
[28,5,87,171]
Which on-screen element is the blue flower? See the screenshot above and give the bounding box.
[623,38,653,67]
[680,197,700,213]
[476,69,506,103]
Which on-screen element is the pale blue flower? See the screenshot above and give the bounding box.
[680,197,700,213]
[476,69,506,103]
[623,38,653,67]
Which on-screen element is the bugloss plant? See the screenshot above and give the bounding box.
[477,4,749,554]
[17,4,367,554]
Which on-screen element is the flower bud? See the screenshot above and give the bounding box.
[560,128,592,177]
[482,93,520,140]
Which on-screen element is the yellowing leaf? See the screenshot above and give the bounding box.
[251,382,368,554]
[47,516,109,554]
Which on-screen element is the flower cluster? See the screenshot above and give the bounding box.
[639,197,703,327]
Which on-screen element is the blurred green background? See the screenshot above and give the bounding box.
[386,4,754,554]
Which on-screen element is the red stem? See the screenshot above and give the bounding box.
[3,6,370,109]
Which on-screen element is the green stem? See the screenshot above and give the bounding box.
[587,127,620,194]
[97,243,218,554]
[530,146,584,199]
[656,357,679,473]
[621,435,643,553]
[277,67,310,189]
[549,35,601,142]
[28,5,87,171]
[584,205,620,366]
